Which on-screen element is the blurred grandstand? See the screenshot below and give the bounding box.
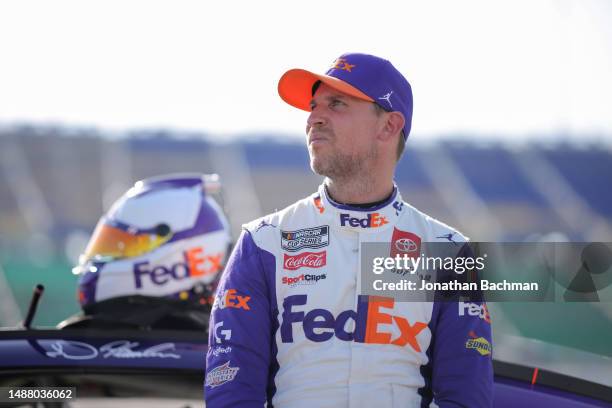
[1,125,611,358]
[2,125,610,244]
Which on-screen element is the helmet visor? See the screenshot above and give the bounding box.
[82,219,172,262]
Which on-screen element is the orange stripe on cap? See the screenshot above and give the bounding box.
[278,68,374,112]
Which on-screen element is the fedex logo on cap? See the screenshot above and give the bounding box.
[330,58,355,72]
[281,295,427,352]
[133,247,222,289]
[339,213,389,229]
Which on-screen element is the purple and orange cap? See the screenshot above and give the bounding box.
[278,52,413,140]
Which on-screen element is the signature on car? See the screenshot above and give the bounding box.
[45,340,181,360]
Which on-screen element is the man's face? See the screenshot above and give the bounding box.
[306,83,383,179]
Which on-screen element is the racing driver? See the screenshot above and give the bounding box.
[205,53,493,407]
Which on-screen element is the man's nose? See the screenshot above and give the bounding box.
[307,108,327,128]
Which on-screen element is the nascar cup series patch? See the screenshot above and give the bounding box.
[281,226,329,252]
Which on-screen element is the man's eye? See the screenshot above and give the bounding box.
[330,100,344,107]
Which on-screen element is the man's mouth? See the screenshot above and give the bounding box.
[308,132,330,145]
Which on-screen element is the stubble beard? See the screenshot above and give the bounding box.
[309,139,378,182]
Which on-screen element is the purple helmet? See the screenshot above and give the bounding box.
[74,173,231,309]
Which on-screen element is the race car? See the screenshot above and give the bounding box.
[0,285,609,407]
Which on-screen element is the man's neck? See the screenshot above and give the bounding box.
[324,177,394,205]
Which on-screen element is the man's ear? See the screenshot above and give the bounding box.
[378,111,405,142]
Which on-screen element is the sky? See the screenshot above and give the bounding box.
[0,0,611,141]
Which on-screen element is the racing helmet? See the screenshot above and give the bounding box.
[74,173,232,310]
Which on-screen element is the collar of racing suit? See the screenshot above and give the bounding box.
[313,183,403,233]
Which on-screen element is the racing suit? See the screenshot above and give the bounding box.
[205,184,493,407]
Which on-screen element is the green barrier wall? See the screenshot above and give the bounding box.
[1,259,610,358]
[1,259,79,327]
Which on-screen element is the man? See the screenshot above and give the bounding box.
[205,53,493,407]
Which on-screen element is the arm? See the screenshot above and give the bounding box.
[205,229,278,407]
[421,244,494,408]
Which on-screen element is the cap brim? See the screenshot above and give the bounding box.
[278,68,373,112]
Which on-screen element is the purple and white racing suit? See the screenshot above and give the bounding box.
[205,184,493,407]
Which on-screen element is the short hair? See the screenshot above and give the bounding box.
[372,103,405,161]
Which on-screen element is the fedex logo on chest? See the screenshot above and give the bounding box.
[339,213,388,228]
[281,295,427,352]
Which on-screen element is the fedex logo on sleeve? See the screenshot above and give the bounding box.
[213,289,251,311]
[459,302,491,324]
[133,247,222,288]
[281,295,427,352]
[339,213,388,228]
